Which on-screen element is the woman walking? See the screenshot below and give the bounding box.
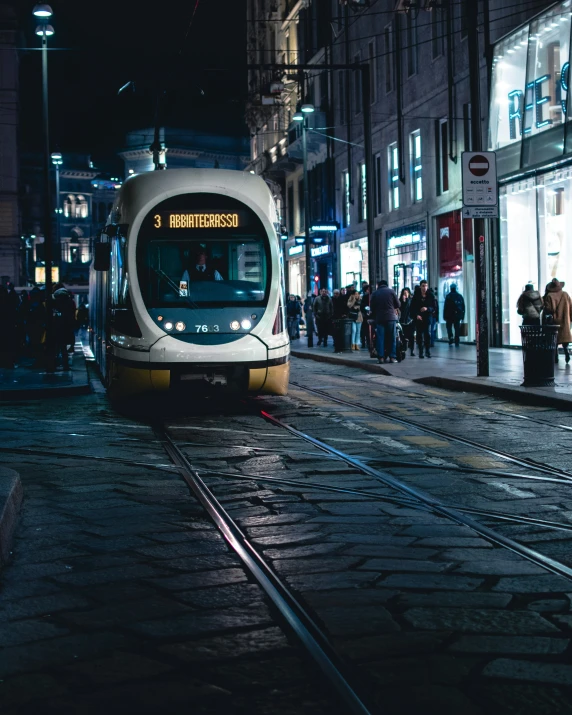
[543,278,572,363]
[347,288,363,351]
[399,288,414,356]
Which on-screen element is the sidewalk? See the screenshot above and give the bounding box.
[0,340,91,400]
[291,340,572,409]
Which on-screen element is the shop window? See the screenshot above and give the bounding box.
[386,224,427,297]
[340,237,369,288]
[375,153,382,216]
[385,24,394,93]
[354,52,362,114]
[406,12,417,78]
[358,163,367,223]
[388,142,400,211]
[410,130,422,202]
[342,170,350,228]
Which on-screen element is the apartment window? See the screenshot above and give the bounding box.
[410,130,422,203]
[406,12,417,77]
[287,183,294,235]
[431,7,445,59]
[368,40,376,104]
[339,71,346,126]
[343,170,350,228]
[354,52,362,114]
[384,24,394,93]
[388,142,400,211]
[358,163,367,222]
[436,118,449,194]
[375,152,382,215]
[298,178,305,231]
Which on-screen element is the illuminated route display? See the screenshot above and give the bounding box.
[153,212,241,229]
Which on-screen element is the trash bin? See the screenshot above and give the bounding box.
[520,324,559,387]
[333,318,353,353]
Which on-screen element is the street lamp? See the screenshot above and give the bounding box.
[51,152,62,262]
[34,2,55,368]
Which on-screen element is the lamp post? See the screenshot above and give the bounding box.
[34,3,55,366]
[51,152,62,266]
[293,104,314,298]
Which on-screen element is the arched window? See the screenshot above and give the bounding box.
[64,194,75,218]
[76,195,88,219]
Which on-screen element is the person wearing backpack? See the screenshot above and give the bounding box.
[443,283,466,347]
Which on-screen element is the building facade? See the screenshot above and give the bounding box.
[0,4,20,285]
[246,0,554,343]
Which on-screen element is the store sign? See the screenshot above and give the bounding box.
[462,152,498,216]
[508,65,569,139]
[310,244,330,257]
[288,245,304,256]
[387,232,421,250]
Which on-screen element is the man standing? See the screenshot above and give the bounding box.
[313,288,333,347]
[443,283,466,347]
[370,279,400,364]
[410,280,437,358]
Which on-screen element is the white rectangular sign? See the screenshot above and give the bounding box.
[462,205,499,219]
[462,151,498,209]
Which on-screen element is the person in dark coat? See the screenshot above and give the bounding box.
[286,294,302,340]
[370,279,400,363]
[52,288,77,370]
[314,288,333,347]
[303,292,316,347]
[399,287,414,356]
[517,283,543,326]
[443,283,466,347]
[410,280,437,358]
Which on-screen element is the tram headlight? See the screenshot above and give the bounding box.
[164,321,174,331]
[175,321,186,332]
[230,320,240,331]
[241,319,252,330]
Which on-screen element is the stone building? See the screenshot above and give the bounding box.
[246,0,555,341]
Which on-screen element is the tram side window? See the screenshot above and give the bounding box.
[110,237,130,308]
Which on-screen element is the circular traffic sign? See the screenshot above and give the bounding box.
[468,155,489,177]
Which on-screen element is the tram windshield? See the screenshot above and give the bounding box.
[137,195,270,308]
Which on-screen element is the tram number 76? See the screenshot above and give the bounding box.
[195,325,220,333]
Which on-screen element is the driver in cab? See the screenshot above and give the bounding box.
[181,248,223,285]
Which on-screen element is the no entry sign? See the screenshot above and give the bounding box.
[462,151,498,217]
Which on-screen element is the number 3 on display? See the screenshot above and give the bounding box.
[154,214,161,228]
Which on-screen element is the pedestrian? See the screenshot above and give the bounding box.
[314,288,333,347]
[410,280,437,358]
[443,283,466,347]
[347,288,363,351]
[360,284,371,350]
[303,291,316,347]
[517,283,543,325]
[370,279,400,364]
[26,287,46,357]
[332,288,349,353]
[295,295,303,338]
[430,287,439,347]
[51,287,77,370]
[286,294,302,341]
[543,278,572,364]
[398,287,414,356]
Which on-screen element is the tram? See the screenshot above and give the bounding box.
[89,169,290,398]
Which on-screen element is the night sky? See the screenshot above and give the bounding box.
[17,0,247,164]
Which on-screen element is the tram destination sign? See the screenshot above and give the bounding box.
[152,211,245,229]
[462,152,498,218]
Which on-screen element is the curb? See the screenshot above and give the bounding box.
[0,467,23,565]
[0,383,92,401]
[414,375,572,411]
[291,349,391,376]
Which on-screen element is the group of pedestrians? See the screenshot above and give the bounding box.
[517,278,572,363]
[0,281,83,371]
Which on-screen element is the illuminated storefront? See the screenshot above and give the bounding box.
[386,224,426,297]
[340,237,369,288]
[489,1,572,345]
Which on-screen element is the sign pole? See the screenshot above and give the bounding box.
[468,0,490,377]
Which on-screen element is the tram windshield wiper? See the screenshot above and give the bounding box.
[151,266,200,310]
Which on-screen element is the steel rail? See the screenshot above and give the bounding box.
[197,468,572,533]
[260,410,572,583]
[0,445,177,471]
[290,382,572,480]
[156,426,373,715]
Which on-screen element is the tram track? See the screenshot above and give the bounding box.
[290,381,572,480]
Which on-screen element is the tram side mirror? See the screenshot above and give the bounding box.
[94,242,110,271]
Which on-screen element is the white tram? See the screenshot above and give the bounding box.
[89,169,290,398]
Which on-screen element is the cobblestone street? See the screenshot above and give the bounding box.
[2,358,572,713]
